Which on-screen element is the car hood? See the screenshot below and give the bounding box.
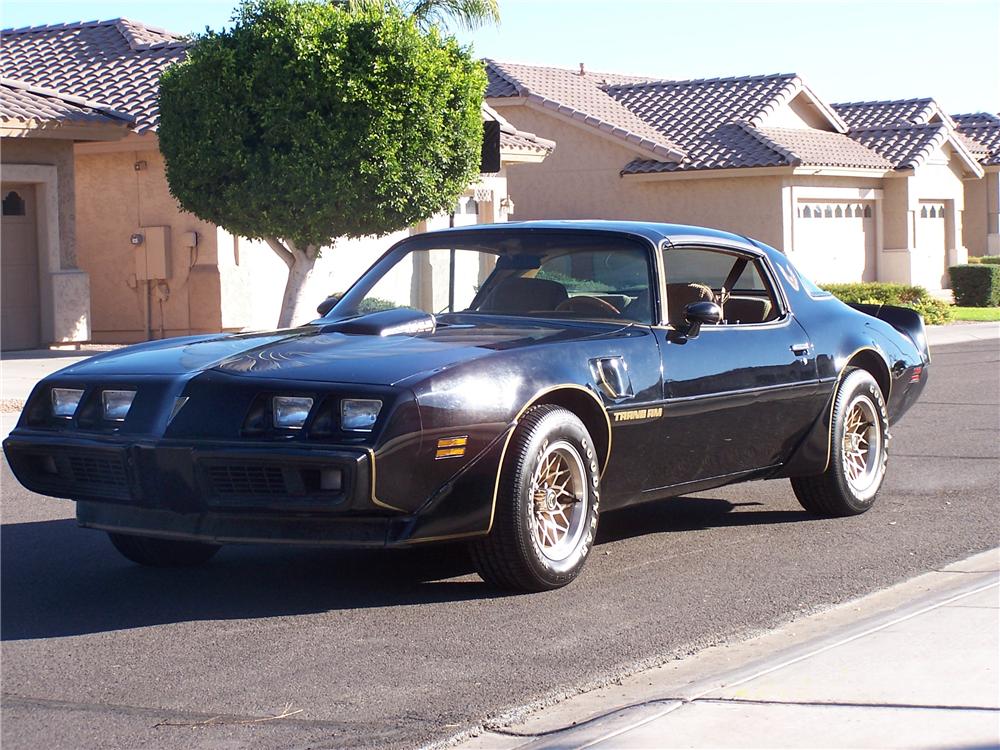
[55,317,629,386]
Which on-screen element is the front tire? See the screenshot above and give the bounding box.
[109,533,221,567]
[470,405,600,592]
[791,368,889,517]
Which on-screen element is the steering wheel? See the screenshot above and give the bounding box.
[555,295,621,316]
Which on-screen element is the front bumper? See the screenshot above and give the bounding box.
[3,432,431,547]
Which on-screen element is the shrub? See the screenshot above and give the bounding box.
[969,255,1000,265]
[819,282,953,325]
[948,265,1000,307]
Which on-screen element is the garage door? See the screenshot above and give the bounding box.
[914,202,947,290]
[793,201,876,284]
[1,184,41,351]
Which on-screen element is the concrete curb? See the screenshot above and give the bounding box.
[450,548,1000,749]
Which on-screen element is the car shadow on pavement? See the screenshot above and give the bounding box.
[596,496,814,545]
[2,497,814,640]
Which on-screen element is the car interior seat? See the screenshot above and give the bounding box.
[665,282,714,326]
[479,276,569,313]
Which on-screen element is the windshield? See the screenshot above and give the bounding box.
[328,231,656,324]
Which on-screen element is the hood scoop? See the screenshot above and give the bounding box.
[319,307,437,337]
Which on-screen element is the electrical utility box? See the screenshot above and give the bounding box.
[135,226,171,281]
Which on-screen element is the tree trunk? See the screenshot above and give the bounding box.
[266,238,324,329]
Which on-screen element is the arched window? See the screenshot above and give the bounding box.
[465,198,479,215]
[2,190,25,216]
[863,205,872,218]
[824,205,833,218]
[802,205,812,218]
[920,205,928,218]
[834,205,844,218]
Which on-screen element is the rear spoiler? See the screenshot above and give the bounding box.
[848,303,930,363]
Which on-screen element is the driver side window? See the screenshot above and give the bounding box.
[663,247,780,327]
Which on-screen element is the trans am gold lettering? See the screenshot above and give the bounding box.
[612,406,663,423]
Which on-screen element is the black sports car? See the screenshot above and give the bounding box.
[4,221,929,591]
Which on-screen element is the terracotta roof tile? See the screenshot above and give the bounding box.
[0,18,188,133]
[608,73,807,171]
[754,126,893,169]
[953,112,1000,127]
[488,62,891,174]
[481,101,555,155]
[485,60,685,161]
[954,120,1000,166]
[849,123,953,169]
[1,76,134,128]
[831,98,947,130]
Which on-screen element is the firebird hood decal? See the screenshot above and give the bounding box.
[57,319,629,386]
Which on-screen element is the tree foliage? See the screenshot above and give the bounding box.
[158,0,487,250]
[337,0,500,31]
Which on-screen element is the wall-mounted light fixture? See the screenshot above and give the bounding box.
[134,160,147,171]
[130,233,144,246]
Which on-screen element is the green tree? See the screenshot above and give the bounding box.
[338,0,500,30]
[158,0,488,327]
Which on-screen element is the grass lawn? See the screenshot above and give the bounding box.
[952,307,1000,322]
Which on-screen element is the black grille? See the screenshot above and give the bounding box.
[207,464,288,497]
[68,453,128,489]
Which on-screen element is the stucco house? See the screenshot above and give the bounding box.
[1,76,132,350]
[0,19,553,349]
[484,61,987,290]
[952,112,1000,257]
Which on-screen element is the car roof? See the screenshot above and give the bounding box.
[418,220,768,255]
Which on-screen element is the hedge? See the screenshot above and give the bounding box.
[819,282,953,325]
[967,255,1000,265]
[948,265,1000,307]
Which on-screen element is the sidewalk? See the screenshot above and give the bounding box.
[457,549,999,749]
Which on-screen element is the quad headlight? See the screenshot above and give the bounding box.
[273,396,313,429]
[51,388,84,418]
[102,390,136,421]
[341,399,382,432]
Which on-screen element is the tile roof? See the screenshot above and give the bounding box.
[848,123,957,170]
[952,112,1000,127]
[487,62,891,174]
[832,98,992,169]
[481,102,555,155]
[831,98,954,130]
[754,127,893,169]
[953,119,1000,167]
[0,18,188,133]
[610,74,870,172]
[485,60,686,161]
[0,77,134,129]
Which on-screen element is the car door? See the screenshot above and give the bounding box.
[649,243,821,490]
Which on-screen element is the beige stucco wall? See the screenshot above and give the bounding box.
[963,170,999,256]
[75,136,225,342]
[3,137,77,267]
[3,138,91,344]
[878,146,970,288]
[73,136,517,338]
[495,104,786,247]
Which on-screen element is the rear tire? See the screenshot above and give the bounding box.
[469,405,600,592]
[109,533,220,567]
[791,368,888,517]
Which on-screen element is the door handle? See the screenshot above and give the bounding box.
[790,343,812,356]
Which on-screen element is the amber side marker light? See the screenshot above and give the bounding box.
[435,436,468,459]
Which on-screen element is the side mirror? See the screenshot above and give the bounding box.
[316,293,342,317]
[681,300,722,339]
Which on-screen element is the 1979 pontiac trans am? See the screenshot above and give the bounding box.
[4,222,930,591]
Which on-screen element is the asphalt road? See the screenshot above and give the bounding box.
[2,338,998,750]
